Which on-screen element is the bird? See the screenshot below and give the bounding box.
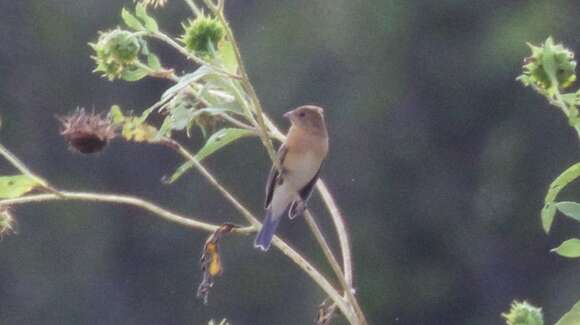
[254,105,329,251]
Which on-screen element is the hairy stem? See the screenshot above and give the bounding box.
[163,138,356,323]
[0,143,61,196]
[0,191,253,234]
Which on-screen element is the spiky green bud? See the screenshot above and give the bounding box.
[180,15,225,57]
[90,29,142,80]
[518,37,576,92]
[502,301,544,325]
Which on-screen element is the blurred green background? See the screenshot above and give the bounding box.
[1,0,580,324]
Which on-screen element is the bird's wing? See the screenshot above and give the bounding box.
[288,167,321,219]
[264,144,288,208]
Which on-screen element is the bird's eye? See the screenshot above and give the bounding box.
[299,112,306,118]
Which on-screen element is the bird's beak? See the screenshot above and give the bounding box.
[283,110,293,119]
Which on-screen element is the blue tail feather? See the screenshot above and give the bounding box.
[254,209,281,251]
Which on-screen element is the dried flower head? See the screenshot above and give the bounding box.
[90,29,142,80]
[59,108,117,154]
[180,15,225,56]
[0,208,16,239]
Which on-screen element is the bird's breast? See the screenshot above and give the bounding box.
[284,150,323,188]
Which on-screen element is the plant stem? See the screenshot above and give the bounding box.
[211,8,280,172]
[209,10,366,321]
[0,191,253,234]
[304,210,367,324]
[163,138,357,323]
[552,89,580,140]
[147,32,241,80]
[183,0,203,16]
[0,143,62,196]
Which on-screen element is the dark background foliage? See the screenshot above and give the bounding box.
[1,1,580,324]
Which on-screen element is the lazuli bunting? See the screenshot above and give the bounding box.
[254,105,329,251]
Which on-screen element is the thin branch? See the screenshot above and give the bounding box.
[210,8,280,172]
[304,210,367,324]
[0,143,62,196]
[162,138,356,323]
[183,0,203,16]
[0,191,253,234]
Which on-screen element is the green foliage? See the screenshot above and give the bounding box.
[109,105,158,143]
[122,4,159,32]
[555,201,580,222]
[0,175,39,199]
[556,301,580,325]
[551,238,580,258]
[165,128,255,184]
[541,162,580,233]
[502,301,544,325]
[180,14,225,57]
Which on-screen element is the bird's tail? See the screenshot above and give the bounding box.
[254,208,281,251]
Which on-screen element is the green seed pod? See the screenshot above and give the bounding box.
[90,29,142,80]
[502,301,544,325]
[180,15,225,57]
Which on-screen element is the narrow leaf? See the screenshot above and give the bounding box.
[135,3,159,32]
[165,128,255,184]
[542,203,557,233]
[147,53,162,70]
[551,238,580,258]
[556,301,580,325]
[218,40,238,74]
[161,66,211,100]
[555,201,580,223]
[542,162,580,233]
[121,67,149,82]
[0,175,39,198]
[121,8,145,31]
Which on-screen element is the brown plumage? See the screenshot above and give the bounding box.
[255,105,329,251]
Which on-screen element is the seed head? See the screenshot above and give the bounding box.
[59,108,117,154]
[90,29,142,80]
[180,15,225,57]
[519,37,576,91]
[502,301,544,325]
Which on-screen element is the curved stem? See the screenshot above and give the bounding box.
[163,139,356,323]
[0,143,62,196]
[0,191,253,234]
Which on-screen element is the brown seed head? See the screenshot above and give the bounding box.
[58,108,117,154]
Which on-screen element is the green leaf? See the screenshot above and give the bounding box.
[164,128,255,184]
[147,53,162,70]
[542,162,580,233]
[218,40,238,74]
[121,8,146,31]
[0,175,39,198]
[551,238,580,258]
[135,3,159,33]
[556,301,580,325]
[109,105,125,124]
[121,67,149,81]
[161,66,211,100]
[541,203,557,234]
[555,201,580,223]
